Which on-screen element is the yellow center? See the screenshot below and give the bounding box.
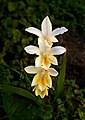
[42,54,51,67]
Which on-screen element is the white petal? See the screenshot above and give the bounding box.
[24,66,38,74]
[42,63,51,70]
[38,37,53,47]
[38,37,43,46]
[40,93,45,98]
[45,74,52,88]
[35,56,42,67]
[35,87,40,96]
[50,36,59,42]
[41,16,52,36]
[39,40,50,53]
[45,88,48,96]
[52,58,58,65]
[51,46,66,55]
[25,27,42,37]
[48,68,58,76]
[24,45,40,55]
[49,55,58,65]
[31,73,40,86]
[40,88,48,98]
[51,27,68,36]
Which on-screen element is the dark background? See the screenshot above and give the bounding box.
[0,0,85,119]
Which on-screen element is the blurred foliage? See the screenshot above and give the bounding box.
[0,64,85,120]
[55,80,85,120]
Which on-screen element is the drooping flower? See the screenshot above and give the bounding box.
[33,85,48,99]
[25,16,68,45]
[24,66,58,98]
[24,40,66,69]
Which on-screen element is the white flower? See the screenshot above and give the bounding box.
[24,40,66,69]
[25,16,68,45]
[24,66,58,98]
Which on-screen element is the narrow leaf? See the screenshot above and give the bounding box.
[55,53,66,99]
[0,84,43,105]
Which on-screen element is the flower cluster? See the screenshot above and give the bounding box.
[24,16,68,98]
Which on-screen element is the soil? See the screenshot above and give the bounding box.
[58,31,85,88]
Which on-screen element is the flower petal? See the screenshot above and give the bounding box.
[48,68,58,76]
[24,66,38,74]
[49,55,58,65]
[33,85,48,98]
[31,73,40,86]
[38,37,53,47]
[35,56,43,67]
[42,55,51,69]
[51,46,66,55]
[51,27,68,36]
[50,36,59,42]
[41,16,52,36]
[38,84,46,91]
[24,45,40,55]
[38,37,43,46]
[25,27,42,37]
[38,77,46,91]
[45,88,48,96]
[40,88,48,98]
[34,86,40,96]
[45,74,52,88]
[39,40,51,53]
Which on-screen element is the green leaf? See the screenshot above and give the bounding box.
[2,92,41,120]
[55,53,67,99]
[26,0,36,6]
[8,2,16,12]
[0,84,43,105]
[12,29,21,43]
[74,89,82,95]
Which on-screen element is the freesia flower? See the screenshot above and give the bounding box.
[24,66,58,98]
[24,16,68,98]
[24,40,66,69]
[25,16,68,45]
[33,85,48,99]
